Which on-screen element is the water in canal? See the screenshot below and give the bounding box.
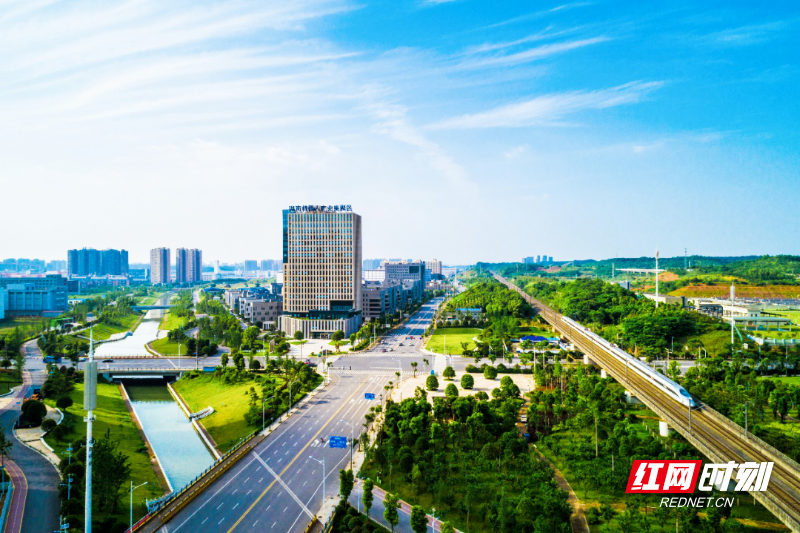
[125,382,215,491]
[95,293,171,357]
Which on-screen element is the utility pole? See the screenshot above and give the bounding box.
[655,249,660,308]
[341,419,355,470]
[84,323,98,533]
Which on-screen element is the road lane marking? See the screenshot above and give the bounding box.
[226,384,364,532]
[201,517,208,524]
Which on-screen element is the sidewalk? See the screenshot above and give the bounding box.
[3,459,26,533]
[345,482,459,533]
[534,447,589,533]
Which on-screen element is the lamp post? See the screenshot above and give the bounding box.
[178,343,182,372]
[341,419,355,470]
[309,456,325,519]
[84,320,98,533]
[262,395,275,433]
[130,481,148,533]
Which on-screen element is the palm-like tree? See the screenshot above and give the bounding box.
[410,362,418,377]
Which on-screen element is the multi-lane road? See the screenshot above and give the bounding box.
[133,299,442,533]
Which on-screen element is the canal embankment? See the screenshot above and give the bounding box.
[119,382,172,494]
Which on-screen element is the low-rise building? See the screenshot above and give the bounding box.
[0,274,68,316]
[361,280,403,321]
[240,297,283,327]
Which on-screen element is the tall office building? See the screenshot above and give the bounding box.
[175,248,202,284]
[150,248,171,284]
[280,205,362,338]
[244,260,259,272]
[68,248,128,277]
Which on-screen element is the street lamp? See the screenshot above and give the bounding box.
[340,419,355,470]
[308,456,325,519]
[262,395,275,433]
[130,481,148,533]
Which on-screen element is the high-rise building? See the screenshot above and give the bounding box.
[175,248,203,284]
[68,248,128,277]
[428,259,442,275]
[46,260,67,272]
[244,260,258,272]
[280,205,362,338]
[150,248,171,284]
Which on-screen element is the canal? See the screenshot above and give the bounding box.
[95,292,171,357]
[125,381,215,492]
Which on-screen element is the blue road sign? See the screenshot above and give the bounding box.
[329,436,348,449]
[365,393,375,400]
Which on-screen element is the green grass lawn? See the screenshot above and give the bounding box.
[0,316,48,336]
[149,337,191,356]
[42,381,165,519]
[427,328,482,354]
[749,329,800,340]
[771,310,800,325]
[173,373,288,452]
[159,311,188,331]
[681,329,733,358]
[0,371,22,394]
[770,376,800,386]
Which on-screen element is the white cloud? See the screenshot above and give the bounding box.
[504,145,528,158]
[462,36,609,68]
[429,81,664,129]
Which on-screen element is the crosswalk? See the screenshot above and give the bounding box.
[344,352,425,358]
[329,369,415,377]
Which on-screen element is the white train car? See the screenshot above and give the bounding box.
[559,316,696,408]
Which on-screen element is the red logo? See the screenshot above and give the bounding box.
[626,460,703,494]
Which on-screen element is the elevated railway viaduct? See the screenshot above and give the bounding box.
[494,273,800,532]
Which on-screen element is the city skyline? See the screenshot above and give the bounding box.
[3,1,799,263]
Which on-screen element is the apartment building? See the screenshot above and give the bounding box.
[150,248,171,284]
[175,248,202,284]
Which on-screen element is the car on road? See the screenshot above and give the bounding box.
[102,359,114,363]
[520,415,527,423]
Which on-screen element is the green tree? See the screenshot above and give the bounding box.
[410,505,428,533]
[339,469,354,504]
[362,479,374,517]
[332,330,345,342]
[426,375,439,391]
[220,352,229,368]
[445,383,458,398]
[461,373,474,389]
[93,429,132,513]
[384,492,401,532]
[293,330,304,341]
[440,522,455,533]
[56,396,74,411]
[442,366,455,380]
[484,365,497,380]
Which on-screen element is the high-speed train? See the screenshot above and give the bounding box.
[559,316,696,408]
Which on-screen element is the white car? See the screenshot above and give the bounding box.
[520,415,527,423]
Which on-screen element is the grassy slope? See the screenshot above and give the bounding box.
[43,381,164,519]
[539,413,786,532]
[0,316,46,335]
[159,311,187,331]
[79,313,142,341]
[671,285,800,298]
[173,373,286,452]
[427,328,482,354]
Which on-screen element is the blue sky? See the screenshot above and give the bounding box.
[1,0,798,264]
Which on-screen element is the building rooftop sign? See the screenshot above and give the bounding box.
[288,205,352,213]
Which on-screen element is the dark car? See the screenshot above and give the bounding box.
[102,359,114,363]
